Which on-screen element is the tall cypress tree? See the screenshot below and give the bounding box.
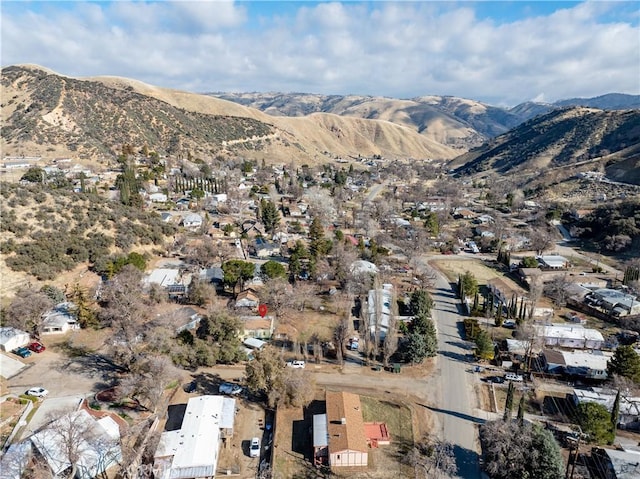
[610,390,621,444]
[517,395,525,425]
[504,381,515,421]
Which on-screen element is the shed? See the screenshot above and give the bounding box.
[243,337,266,350]
[0,327,30,352]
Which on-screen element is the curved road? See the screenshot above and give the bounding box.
[430,267,483,478]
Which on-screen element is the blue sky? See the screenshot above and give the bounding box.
[2,1,639,105]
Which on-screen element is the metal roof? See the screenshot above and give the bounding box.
[313,414,328,448]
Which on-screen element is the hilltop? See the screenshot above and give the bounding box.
[0,65,456,164]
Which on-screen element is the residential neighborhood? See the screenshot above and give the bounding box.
[1,146,639,479]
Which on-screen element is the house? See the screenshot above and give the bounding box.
[154,307,201,333]
[146,268,181,288]
[587,289,640,317]
[41,303,80,335]
[30,409,122,479]
[240,315,274,340]
[149,192,168,203]
[572,388,640,430]
[535,324,604,350]
[182,213,203,229]
[251,238,280,258]
[591,447,640,478]
[154,395,235,479]
[235,289,260,309]
[537,255,569,270]
[325,391,368,468]
[541,349,610,380]
[0,327,30,352]
[368,284,393,341]
[350,260,378,276]
[199,267,224,288]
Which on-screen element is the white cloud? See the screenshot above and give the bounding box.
[1,1,638,105]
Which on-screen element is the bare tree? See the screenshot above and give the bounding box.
[6,288,54,338]
[382,288,399,368]
[544,273,571,307]
[529,227,555,256]
[260,278,294,319]
[527,279,544,319]
[119,355,178,413]
[99,265,148,371]
[403,435,457,479]
[334,304,351,366]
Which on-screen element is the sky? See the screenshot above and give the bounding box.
[1,1,639,106]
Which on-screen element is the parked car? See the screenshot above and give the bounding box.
[249,437,261,458]
[183,381,197,393]
[502,320,517,329]
[28,342,46,353]
[12,347,32,358]
[219,382,243,395]
[505,373,524,382]
[286,360,306,369]
[26,387,48,397]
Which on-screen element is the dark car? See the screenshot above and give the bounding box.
[183,381,197,393]
[12,347,32,358]
[28,342,46,353]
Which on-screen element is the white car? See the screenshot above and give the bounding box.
[505,373,524,382]
[286,360,306,369]
[26,387,49,397]
[249,437,260,458]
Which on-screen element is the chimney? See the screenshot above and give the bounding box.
[341,417,346,425]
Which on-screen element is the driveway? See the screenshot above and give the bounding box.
[6,348,102,399]
[0,352,28,379]
[17,395,85,441]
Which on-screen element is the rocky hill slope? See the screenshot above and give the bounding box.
[211,92,640,150]
[449,107,640,182]
[1,65,456,163]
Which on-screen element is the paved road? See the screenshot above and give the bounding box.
[430,268,483,478]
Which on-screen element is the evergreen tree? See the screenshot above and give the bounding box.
[610,390,621,444]
[409,289,433,317]
[608,345,640,383]
[460,271,479,298]
[504,381,515,421]
[260,199,280,234]
[475,330,495,360]
[68,283,97,329]
[308,217,324,241]
[517,395,525,425]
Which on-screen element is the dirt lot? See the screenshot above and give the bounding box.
[272,391,415,479]
[5,330,105,399]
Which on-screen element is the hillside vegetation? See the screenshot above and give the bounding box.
[450,107,640,180]
[0,182,175,280]
[1,65,457,163]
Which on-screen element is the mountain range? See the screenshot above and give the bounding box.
[1,64,639,183]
